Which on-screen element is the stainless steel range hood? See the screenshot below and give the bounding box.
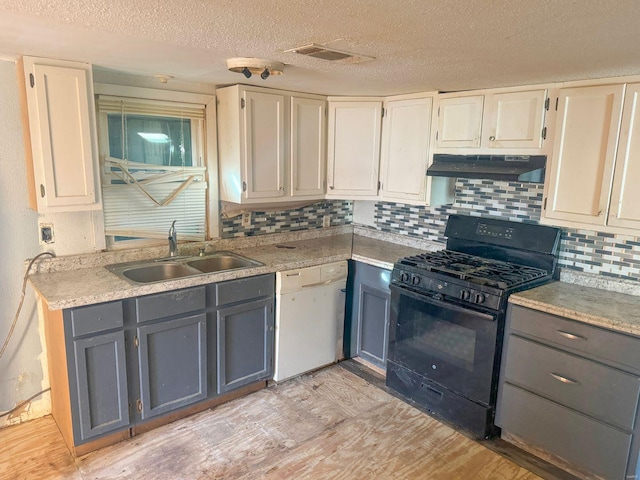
[427,154,547,183]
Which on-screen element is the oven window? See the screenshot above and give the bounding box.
[397,311,477,372]
[399,319,476,372]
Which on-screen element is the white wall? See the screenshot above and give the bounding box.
[0,59,48,426]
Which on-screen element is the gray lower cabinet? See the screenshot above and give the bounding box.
[215,275,275,394]
[65,301,130,444]
[348,261,391,369]
[137,313,207,419]
[59,274,275,450]
[496,303,640,480]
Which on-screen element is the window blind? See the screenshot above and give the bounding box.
[98,95,207,242]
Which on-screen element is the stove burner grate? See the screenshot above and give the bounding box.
[398,250,548,289]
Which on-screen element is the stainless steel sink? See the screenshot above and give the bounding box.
[106,251,264,284]
[121,262,201,283]
[186,252,263,273]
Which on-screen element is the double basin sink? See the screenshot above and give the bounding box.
[107,251,264,285]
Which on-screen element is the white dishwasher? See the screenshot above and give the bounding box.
[274,261,348,382]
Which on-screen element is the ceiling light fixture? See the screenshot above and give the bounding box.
[227,57,284,80]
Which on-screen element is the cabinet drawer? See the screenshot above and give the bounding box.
[504,335,640,430]
[497,383,632,480]
[508,304,640,373]
[70,301,123,337]
[214,274,274,306]
[136,287,205,323]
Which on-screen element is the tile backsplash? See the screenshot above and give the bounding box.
[221,200,352,238]
[373,179,640,282]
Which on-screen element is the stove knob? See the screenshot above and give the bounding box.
[411,275,421,286]
[460,289,471,301]
[475,293,486,304]
[400,272,410,283]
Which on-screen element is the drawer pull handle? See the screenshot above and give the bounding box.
[556,330,587,341]
[550,372,580,385]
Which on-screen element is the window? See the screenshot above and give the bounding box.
[97,96,208,247]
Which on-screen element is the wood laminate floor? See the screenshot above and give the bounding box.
[0,363,561,480]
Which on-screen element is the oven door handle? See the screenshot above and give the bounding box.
[390,284,496,322]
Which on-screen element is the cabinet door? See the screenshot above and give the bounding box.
[327,101,382,197]
[379,97,432,203]
[243,90,286,199]
[348,262,391,369]
[137,314,207,420]
[609,83,640,229]
[357,284,391,368]
[484,90,547,149]
[217,297,274,394]
[291,97,326,198]
[22,57,99,212]
[544,85,624,226]
[71,331,129,442]
[435,95,484,148]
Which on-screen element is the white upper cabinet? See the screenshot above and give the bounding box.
[326,99,382,199]
[291,97,326,198]
[379,95,454,206]
[217,85,326,204]
[243,90,286,200]
[19,56,101,212]
[433,87,550,155]
[542,84,624,227]
[435,95,484,148]
[607,84,640,230]
[484,89,547,149]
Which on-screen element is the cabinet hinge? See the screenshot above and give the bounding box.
[134,336,139,348]
[543,197,548,210]
[378,181,382,191]
[29,73,35,88]
[381,107,385,118]
[435,131,439,141]
[437,106,440,117]
[323,179,327,189]
[555,97,559,111]
[242,181,247,192]
[241,98,245,109]
[136,399,143,413]
[40,184,45,198]
[541,126,547,140]
[544,97,550,111]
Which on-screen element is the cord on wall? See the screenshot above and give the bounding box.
[0,251,55,358]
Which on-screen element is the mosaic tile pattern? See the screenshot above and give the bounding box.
[374,179,640,282]
[221,200,352,238]
[375,179,544,243]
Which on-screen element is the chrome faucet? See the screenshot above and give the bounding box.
[168,220,178,257]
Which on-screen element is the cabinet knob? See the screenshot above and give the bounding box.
[489,135,496,141]
[279,186,284,192]
[329,186,334,190]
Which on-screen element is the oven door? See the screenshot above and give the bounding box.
[388,284,499,405]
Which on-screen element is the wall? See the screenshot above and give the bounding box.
[0,59,47,426]
[371,179,640,282]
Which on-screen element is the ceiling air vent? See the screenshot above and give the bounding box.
[285,44,374,64]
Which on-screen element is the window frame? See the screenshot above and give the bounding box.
[93,83,219,249]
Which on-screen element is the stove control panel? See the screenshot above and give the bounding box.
[392,268,501,310]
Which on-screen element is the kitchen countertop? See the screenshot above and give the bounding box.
[510,281,640,337]
[30,233,428,311]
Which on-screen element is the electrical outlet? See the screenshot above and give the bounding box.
[323,215,331,228]
[39,223,54,244]
[241,212,252,227]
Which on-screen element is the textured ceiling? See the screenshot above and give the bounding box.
[1,0,640,95]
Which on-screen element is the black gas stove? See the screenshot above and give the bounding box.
[386,214,561,439]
